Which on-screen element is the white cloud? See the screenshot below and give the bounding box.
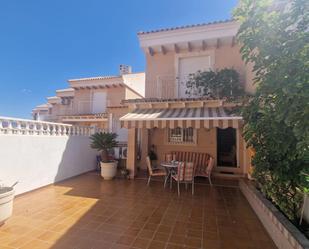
[21,89,32,94]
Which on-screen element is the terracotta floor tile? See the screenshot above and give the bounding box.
[39,230,64,242]
[168,234,185,245]
[6,235,33,248]
[131,237,150,249]
[184,237,201,248]
[166,243,184,249]
[138,229,154,239]
[147,240,166,249]
[153,232,170,242]
[202,239,220,249]
[111,244,131,249]
[123,228,140,237]
[157,224,172,234]
[81,220,102,230]
[117,235,136,246]
[143,223,158,231]
[19,239,52,249]
[0,172,277,249]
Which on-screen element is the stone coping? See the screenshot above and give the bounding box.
[239,180,309,249]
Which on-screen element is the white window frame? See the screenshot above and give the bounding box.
[166,127,197,145]
[174,50,215,98]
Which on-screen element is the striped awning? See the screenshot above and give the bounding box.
[120,107,243,129]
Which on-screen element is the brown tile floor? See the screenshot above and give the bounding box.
[0,172,277,249]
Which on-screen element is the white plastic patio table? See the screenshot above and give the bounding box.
[161,161,179,189]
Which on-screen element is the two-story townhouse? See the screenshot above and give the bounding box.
[33,66,145,146]
[32,103,53,121]
[65,70,145,143]
[120,20,255,178]
[32,89,74,123]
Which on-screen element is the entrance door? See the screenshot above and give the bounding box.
[92,92,107,114]
[178,55,211,98]
[217,128,237,167]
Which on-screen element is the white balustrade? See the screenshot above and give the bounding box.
[0,116,104,136]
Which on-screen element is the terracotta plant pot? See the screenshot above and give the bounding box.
[100,161,118,180]
[0,187,14,225]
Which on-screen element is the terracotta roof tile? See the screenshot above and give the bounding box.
[68,75,120,82]
[137,19,234,35]
[56,88,74,92]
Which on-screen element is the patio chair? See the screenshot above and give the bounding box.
[146,156,166,186]
[171,162,195,196]
[194,157,214,186]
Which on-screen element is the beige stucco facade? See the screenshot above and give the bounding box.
[33,20,255,178]
[144,44,255,98]
[124,20,255,178]
[33,70,145,145]
[147,127,246,175]
[123,99,249,178]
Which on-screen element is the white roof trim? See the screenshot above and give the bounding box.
[138,21,239,49]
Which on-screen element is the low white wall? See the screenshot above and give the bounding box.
[0,135,97,195]
[239,180,309,249]
[303,195,309,223]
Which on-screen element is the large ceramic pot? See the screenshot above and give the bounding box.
[100,161,118,180]
[0,187,14,225]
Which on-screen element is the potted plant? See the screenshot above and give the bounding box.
[90,132,118,180]
[120,168,130,179]
[0,184,15,225]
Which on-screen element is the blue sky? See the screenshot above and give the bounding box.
[0,0,237,118]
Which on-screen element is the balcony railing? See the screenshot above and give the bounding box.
[156,75,177,98]
[74,100,108,115]
[156,75,200,99]
[60,113,109,122]
[0,116,103,136]
[35,114,56,122]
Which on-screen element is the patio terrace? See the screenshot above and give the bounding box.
[0,172,277,249]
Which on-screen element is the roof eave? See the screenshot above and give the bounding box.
[138,21,240,52]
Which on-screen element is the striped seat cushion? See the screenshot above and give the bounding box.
[169,151,213,176]
[172,162,194,182]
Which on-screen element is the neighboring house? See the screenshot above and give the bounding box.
[32,103,53,122]
[33,65,145,146]
[121,20,255,178]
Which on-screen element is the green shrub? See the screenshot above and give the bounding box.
[90,132,118,163]
[234,0,309,222]
[185,68,245,99]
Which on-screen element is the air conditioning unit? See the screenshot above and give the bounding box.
[113,148,120,159]
[120,147,127,159]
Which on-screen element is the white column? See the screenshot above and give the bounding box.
[109,113,113,133]
[127,128,137,179]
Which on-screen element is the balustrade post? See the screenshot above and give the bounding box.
[77,126,81,136]
[15,121,21,135]
[0,118,84,137]
[39,124,45,135]
[24,122,30,135]
[6,120,13,134]
[65,126,69,136]
[0,119,3,134]
[50,124,55,135]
